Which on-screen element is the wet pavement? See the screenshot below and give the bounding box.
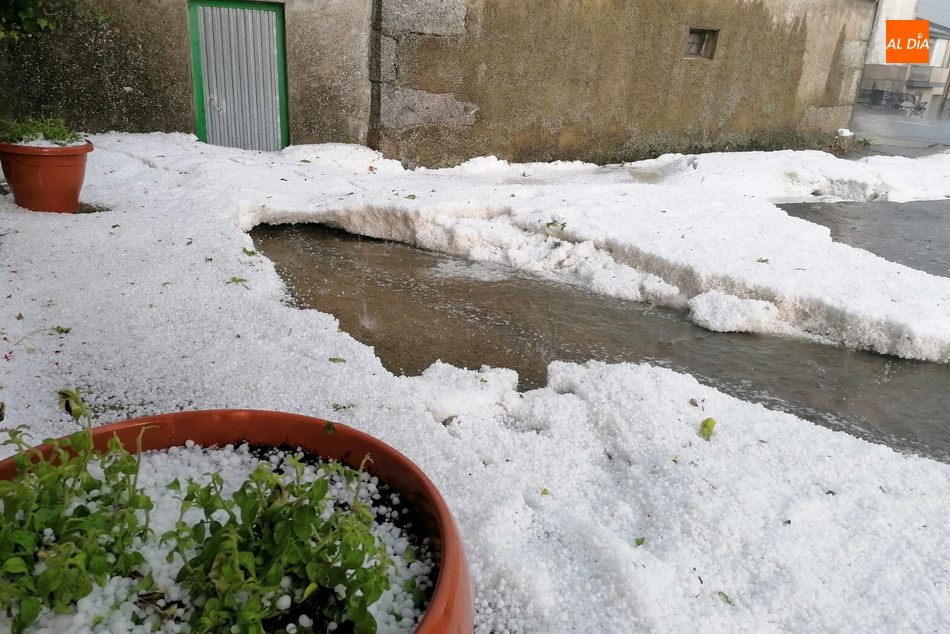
[850,109,950,158]
[780,200,950,277]
[252,223,950,463]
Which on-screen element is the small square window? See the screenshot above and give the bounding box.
[686,28,718,59]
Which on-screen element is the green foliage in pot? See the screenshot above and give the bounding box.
[0,118,84,146]
[0,392,401,633]
[164,455,392,634]
[0,390,154,634]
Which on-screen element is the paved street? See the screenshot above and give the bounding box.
[851,107,950,156]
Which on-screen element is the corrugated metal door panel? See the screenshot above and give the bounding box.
[195,4,282,151]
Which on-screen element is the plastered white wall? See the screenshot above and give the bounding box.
[866,0,920,64]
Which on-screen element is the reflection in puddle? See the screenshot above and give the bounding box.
[253,224,950,462]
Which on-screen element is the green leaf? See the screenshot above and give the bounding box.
[756,257,769,264]
[237,551,256,576]
[88,554,110,577]
[36,569,63,596]
[69,429,92,453]
[634,537,646,547]
[235,492,259,524]
[16,596,41,629]
[10,530,38,552]
[717,590,733,606]
[227,276,248,285]
[191,521,206,544]
[57,387,90,421]
[328,356,346,364]
[3,556,28,574]
[53,326,70,334]
[308,477,329,502]
[241,247,257,257]
[698,417,716,441]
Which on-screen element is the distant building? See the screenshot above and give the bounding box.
[0,0,879,167]
[859,0,950,119]
[864,0,919,71]
[904,22,950,119]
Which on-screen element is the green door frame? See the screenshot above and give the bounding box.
[187,0,290,148]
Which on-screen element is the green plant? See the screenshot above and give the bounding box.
[0,390,154,634]
[0,0,55,41]
[0,118,83,146]
[1,398,412,633]
[698,417,717,441]
[163,453,392,634]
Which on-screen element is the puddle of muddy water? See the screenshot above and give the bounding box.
[252,224,950,462]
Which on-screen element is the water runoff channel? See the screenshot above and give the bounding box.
[251,199,950,463]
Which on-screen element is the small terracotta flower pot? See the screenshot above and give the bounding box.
[0,140,94,212]
[0,409,474,633]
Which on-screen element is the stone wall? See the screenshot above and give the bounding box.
[0,1,193,134]
[0,0,876,165]
[0,0,372,145]
[374,0,877,166]
[285,0,372,144]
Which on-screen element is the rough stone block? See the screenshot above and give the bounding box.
[380,35,398,82]
[381,0,466,36]
[380,86,478,130]
[800,105,852,132]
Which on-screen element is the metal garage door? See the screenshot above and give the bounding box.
[188,0,289,151]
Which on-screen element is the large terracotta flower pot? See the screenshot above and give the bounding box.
[0,140,94,212]
[0,409,474,633]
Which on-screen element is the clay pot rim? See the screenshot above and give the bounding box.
[0,140,94,156]
[0,409,472,633]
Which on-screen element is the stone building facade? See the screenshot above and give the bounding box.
[0,0,878,166]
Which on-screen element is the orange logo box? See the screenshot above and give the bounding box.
[886,20,930,64]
